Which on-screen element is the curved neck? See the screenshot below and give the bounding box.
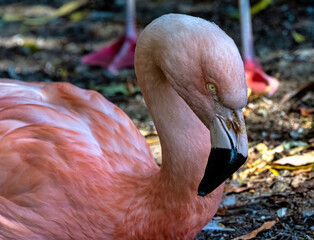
[138,64,211,195]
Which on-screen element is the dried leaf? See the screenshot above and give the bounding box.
[203,219,235,232]
[292,168,313,175]
[288,142,314,155]
[261,152,274,161]
[270,144,285,154]
[247,88,252,98]
[300,107,314,117]
[273,151,314,166]
[284,141,308,150]
[139,129,157,137]
[232,220,276,240]
[243,107,252,118]
[146,136,160,145]
[256,143,268,153]
[291,174,307,188]
[224,185,252,193]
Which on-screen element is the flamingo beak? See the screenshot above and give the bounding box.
[198,109,248,197]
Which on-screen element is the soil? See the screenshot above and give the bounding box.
[0,0,313,239]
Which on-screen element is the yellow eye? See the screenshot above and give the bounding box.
[206,83,216,92]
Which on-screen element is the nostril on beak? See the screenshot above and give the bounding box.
[231,110,244,134]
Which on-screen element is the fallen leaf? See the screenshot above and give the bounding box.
[250,0,272,15]
[269,168,279,176]
[2,13,24,21]
[139,129,150,137]
[243,107,251,118]
[23,0,88,25]
[247,88,252,98]
[232,220,276,240]
[292,168,313,175]
[55,0,88,17]
[292,31,306,43]
[146,136,160,145]
[256,143,268,153]
[216,206,228,216]
[70,11,90,22]
[288,142,314,155]
[284,141,308,150]
[224,185,252,193]
[273,151,314,166]
[291,174,307,188]
[203,219,235,232]
[300,107,314,117]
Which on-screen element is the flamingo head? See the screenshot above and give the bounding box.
[136,14,249,197]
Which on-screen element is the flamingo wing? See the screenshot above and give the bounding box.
[0,79,156,239]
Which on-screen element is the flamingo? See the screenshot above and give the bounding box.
[0,14,248,239]
[81,0,137,75]
[239,0,279,96]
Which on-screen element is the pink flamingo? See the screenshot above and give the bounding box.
[0,14,248,239]
[81,0,137,75]
[240,0,279,96]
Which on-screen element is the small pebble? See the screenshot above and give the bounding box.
[277,208,287,218]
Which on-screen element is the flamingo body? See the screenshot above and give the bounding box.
[0,79,222,239]
[0,79,159,239]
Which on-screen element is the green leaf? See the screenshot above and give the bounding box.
[2,13,24,22]
[283,141,307,150]
[229,0,272,19]
[292,31,306,43]
[23,0,87,25]
[70,11,90,22]
[55,0,88,17]
[251,0,272,15]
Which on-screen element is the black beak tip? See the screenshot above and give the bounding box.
[198,148,247,197]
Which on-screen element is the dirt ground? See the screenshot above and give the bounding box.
[0,0,313,239]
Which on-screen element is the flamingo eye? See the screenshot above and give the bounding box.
[206,83,216,92]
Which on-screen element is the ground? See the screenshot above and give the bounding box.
[0,0,313,239]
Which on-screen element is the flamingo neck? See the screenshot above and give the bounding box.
[140,72,211,196]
